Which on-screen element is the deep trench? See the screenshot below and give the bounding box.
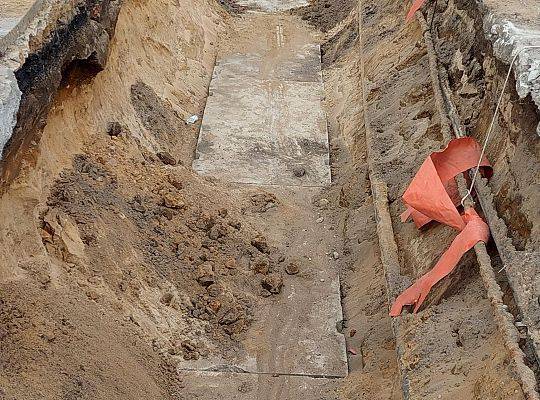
[0,0,538,399]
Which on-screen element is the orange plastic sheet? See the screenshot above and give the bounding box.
[406,0,427,21]
[390,138,492,317]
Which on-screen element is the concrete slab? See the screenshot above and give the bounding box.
[179,370,339,400]
[188,15,345,381]
[193,34,330,187]
[0,17,20,38]
[236,0,310,12]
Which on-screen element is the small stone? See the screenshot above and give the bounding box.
[349,329,357,338]
[225,258,237,269]
[157,151,177,166]
[285,261,300,275]
[161,207,175,220]
[219,307,242,325]
[251,255,270,275]
[106,121,124,137]
[318,198,330,208]
[207,299,221,313]
[251,235,270,254]
[196,263,215,287]
[292,166,306,177]
[162,192,186,210]
[332,251,339,259]
[208,223,227,240]
[316,217,324,223]
[261,273,283,294]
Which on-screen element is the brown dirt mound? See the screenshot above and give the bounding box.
[291,0,357,32]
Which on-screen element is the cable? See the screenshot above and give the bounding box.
[460,45,540,206]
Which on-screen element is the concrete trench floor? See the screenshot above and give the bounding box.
[181,1,347,397]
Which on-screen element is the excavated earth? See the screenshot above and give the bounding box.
[0,0,538,399]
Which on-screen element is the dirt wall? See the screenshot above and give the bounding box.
[434,0,540,252]
[0,0,235,398]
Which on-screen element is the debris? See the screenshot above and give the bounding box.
[349,329,357,338]
[348,348,358,356]
[292,166,306,177]
[186,115,199,124]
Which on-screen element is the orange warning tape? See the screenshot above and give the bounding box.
[390,138,492,316]
[406,0,428,21]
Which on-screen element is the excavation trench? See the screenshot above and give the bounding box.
[0,0,538,399]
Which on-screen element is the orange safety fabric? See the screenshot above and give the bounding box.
[390,138,492,316]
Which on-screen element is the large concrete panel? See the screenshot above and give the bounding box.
[193,37,330,187]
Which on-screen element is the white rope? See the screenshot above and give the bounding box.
[460,45,540,206]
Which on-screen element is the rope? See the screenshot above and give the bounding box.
[460,45,540,206]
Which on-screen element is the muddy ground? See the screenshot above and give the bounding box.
[0,0,538,399]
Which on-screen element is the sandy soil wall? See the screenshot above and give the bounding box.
[0,0,231,398]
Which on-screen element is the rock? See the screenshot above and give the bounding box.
[196,212,216,231]
[208,223,227,240]
[157,151,177,166]
[207,299,221,313]
[251,255,270,275]
[181,340,196,352]
[196,263,215,287]
[318,198,330,208]
[285,261,300,275]
[162,192,186,210]
[223,319,246,335]
[292,166,306,177]
[316,216,324,223]
[219,307,242,325]
[260,288,272,298]
[261,273,283,294]
[218,208,228,218]
[332,251,339,259]
[251,235,270,254]
[106,121,124,137]
[225,258,237,269]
